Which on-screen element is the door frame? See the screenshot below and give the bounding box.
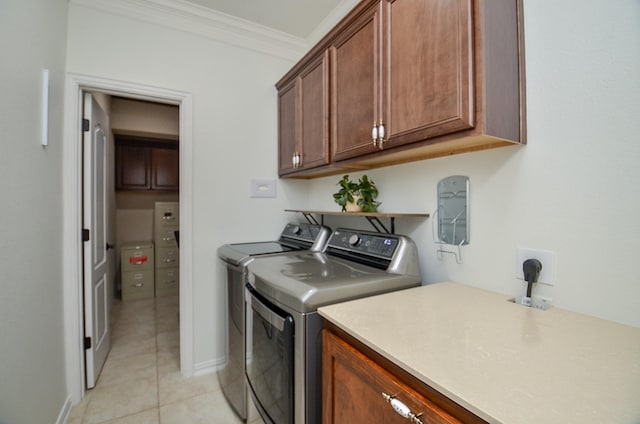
[62,73,194,403]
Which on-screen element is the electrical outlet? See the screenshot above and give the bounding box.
[516,248,555,285]
[531,295,553,310]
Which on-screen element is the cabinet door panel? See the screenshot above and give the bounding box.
[323,329,464,424]
[116,144,150,190]
[331,4,380,162]
[323,329,388,423]
[299,51,330,170]
[384,0,474,146]
[152,148,179,191]
[278,80,298,176]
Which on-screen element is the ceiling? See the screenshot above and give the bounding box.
[183,0,345,38]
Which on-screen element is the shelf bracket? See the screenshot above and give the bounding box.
[285,210,428,235]
[365,216,393,234]
[301,212,321,226]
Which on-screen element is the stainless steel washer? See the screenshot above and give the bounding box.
[245,228,421,424]
[217,223,331,421]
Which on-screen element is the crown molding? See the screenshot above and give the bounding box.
[69,0,308,61]
[306,0,360,46]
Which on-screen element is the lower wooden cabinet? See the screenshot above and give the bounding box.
[322,327,486,424]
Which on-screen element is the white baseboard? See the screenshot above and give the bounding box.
[193,356,225,377]
[56,395,73,424]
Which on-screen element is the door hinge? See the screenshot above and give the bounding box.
[82,228,90,242]
[82,118,90,132]
[84,337,91,350]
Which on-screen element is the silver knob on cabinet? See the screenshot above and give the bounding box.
[382,393,423,424]
[372,122,379,147]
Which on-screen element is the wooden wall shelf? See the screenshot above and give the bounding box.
[285,209,429,234]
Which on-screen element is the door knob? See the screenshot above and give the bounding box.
[106,243,115,250]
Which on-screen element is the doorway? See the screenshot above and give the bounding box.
[63,73,194,404]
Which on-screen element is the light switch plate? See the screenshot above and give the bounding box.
[250,179,276,198]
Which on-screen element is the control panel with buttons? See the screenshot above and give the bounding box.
[328,229,399,259]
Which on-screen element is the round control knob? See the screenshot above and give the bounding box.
[348,234,361,246]
[291,225,301,235]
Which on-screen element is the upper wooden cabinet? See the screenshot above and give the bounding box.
[116,137,179,191]
[331,0,474,162]
[277,51,330,176]
[276,0,525,178]
[381,0,474,147]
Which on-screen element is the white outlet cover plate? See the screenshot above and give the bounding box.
[250,178,276,198]
[516,248,555,285]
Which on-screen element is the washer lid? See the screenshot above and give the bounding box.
[217,241,300,266]
[248,252,421,313]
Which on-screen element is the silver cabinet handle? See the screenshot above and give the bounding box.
[372,121,379,147]
[382,393,423,424]
[292,152,302,168]
[133,282,144,287]
[163,258,176,263]
[377,120,385,149]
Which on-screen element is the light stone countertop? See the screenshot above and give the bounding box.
[318,282,640,424]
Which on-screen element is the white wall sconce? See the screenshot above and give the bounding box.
[41,69,49,147]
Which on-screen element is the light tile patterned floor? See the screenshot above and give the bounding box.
[68,295,264,424]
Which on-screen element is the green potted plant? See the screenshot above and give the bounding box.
[333,174,381,212]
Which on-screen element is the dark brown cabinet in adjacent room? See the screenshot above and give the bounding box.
[116,137,179,192]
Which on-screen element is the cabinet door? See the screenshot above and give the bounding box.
[382,0,474,147]
[299,51,330,170]
[151,147,179,191]
[278,79,299,176]
[330,3,380,162]
[323,329,463,424]
[116,144,150,190]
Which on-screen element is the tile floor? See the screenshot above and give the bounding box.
[68,295,264,424]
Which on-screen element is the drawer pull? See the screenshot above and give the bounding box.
[382,393,423,424]
[129,255,148,264]
[163,259,176,263]
[133,283,144,287]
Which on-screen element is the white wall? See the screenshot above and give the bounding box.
[309,0,640,327]
[66,2,309,367]
[65,0,640,383]
[111,97,179,138]
[0,0,70,423]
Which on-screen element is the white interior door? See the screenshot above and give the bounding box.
[83,93,111,389]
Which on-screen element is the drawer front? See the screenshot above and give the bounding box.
[121,247,154,272]
[156,247,179,268]
[122,270,154,301]
[155,226,179,247]
[154,202,179,228]
[156,267,179,297]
